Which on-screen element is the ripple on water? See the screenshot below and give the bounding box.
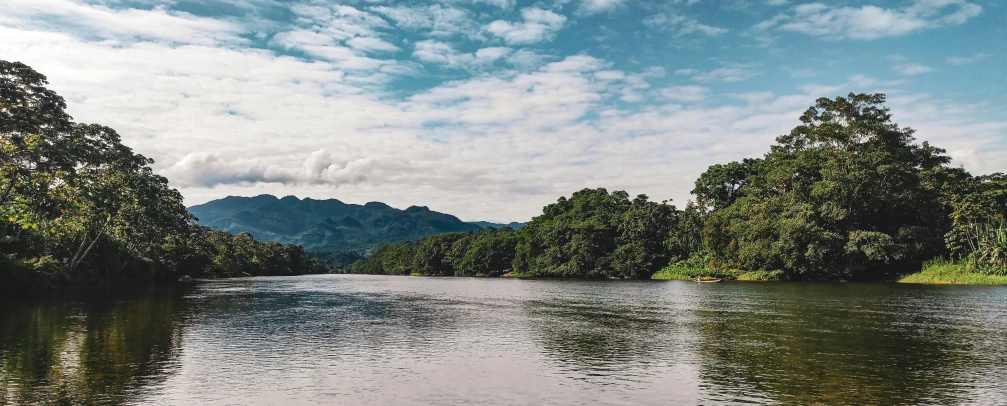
[1,276,1006,405]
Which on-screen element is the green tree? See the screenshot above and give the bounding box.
[0,60,329,288]
[692,159,759,210]
[412,233,467,276]
[513,188,677,278]
[705,93,954,280]
[457,231,519,276]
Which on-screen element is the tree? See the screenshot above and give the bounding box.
[457,232,519,277]
[412,233,467,276]
[1,60,329,288]
[513,188,677,278]
[704,93,954,280]
[692,159,759,210]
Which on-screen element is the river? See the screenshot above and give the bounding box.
[2,275,1006,405]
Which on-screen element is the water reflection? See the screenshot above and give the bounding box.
[1,277,1006,405]
[0,288,191,405]
[689,283,1007,404]
[521,283,685,382]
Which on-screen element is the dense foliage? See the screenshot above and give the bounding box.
[5,60,1003,284]
[512,189,678,278]
[348,190,679,279]
[0,60,326,289]
[352,94,1006,280]
[344,226,519,277]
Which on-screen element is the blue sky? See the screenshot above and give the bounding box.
[1,0,1005,221]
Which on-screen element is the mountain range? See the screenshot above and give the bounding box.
[188,195,523,253]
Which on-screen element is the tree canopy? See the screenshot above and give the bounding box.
[350,93,1006,280]
[1,60,326,289]
[5,60,1003,284]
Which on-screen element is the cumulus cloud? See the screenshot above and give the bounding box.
[485,8,567,45]
[2,1,1003,223]
[270,4,404,74]
[370,4,483,40]
[412,40,512,69]
[754,0,983,40]
[643,13,728,36]
[163,150,389,188]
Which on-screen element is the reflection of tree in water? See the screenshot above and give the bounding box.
[188,284,461,357]
[0,288,192,405]
[691,284,1000,404]
[523,297,680,382]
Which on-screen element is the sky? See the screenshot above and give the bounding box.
[2,0,1005,222]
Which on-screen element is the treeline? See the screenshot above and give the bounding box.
[350,94,1006,280]
[344,226,520,276]
[345,189,686,278]
[0,61,326,289]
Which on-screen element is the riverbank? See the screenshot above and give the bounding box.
[653,259,1007,285]
[898,259,1007,285]
[650,263,784,282]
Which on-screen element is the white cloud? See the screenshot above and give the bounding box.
[1,2,1003,223]
[270,5,403,74]
[893,63,934,75]
[660,85,709,103]
[413,40,512,69]
[683,65,759,82]
[475,47,513,62]
[370,4,483,40]
[579,0,627,15]
[289,4,390,40]
[485,8,567,45]
[755,0,983,40]
[505,49,551,70]
[346,36,400,53]
[0,0,244,45]
[947,52,988,65]
[643,13,728,36]
[164,150,392,188]
[476,0,516,9]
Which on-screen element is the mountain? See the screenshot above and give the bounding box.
[469,221,525,230]
[188,195,521,253]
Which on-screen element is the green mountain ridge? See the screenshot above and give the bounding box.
[188,195,524,253]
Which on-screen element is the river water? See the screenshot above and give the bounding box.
[2,275,1006,405]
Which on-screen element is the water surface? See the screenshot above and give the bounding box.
[2,276,1006,405]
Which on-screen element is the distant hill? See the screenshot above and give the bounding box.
[469,221,525,230]
[188,195,523,253]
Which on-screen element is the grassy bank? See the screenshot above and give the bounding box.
[651,262,784,282]
[898,259,1007,285]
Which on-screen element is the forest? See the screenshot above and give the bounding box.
[3,60,1005,288]
[0,61,327,290]
[348,94,1007,282]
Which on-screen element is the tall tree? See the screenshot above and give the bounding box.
[705,93,954,279]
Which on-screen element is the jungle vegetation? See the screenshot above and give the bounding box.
[0,61,326,290]
[4,60,1004,286]
[349,94,1006,281]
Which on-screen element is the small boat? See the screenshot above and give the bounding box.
[696,278,723,283]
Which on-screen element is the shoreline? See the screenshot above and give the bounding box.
[897,261,1007,285]
[651,262,1007,286]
